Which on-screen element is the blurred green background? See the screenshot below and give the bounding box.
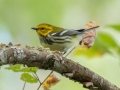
[0,0,120,90]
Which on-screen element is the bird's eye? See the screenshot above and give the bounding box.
[40,27,44,30]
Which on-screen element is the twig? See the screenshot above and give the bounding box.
[64,46,76,57]
[41,70,53,84]
[34,71,53,90]
[22,82,26,90]
[33,72,42,90]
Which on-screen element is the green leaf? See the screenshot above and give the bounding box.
[20,67,38,73]
[5,64,22,72]
[98,33,117,48]
[5,64,38,73]
[116,46,120,55]
[20,73,38,83]
[107,24,120,31]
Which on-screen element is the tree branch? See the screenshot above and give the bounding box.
[0,43,119,90]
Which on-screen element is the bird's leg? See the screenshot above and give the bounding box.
[63,45,76,57]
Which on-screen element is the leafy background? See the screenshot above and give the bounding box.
[0,0,120,90]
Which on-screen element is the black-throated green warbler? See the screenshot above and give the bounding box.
[32,23,99,54]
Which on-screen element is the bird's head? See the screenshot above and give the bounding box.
[32,23,65,37]
[31,23,53,36]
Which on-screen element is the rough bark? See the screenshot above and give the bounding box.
[0,43,119,90]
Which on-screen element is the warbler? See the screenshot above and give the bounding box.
[32,23,99,54]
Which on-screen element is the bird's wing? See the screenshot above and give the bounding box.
[47,34,72,43]
[50,29,82,36]
[51,26,99,36]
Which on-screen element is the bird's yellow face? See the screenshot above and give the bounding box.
[34,24,53,36]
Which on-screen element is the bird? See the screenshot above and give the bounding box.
[32,23,99,55]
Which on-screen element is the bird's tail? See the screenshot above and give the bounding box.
[77,26,99,32]
[84,26,99,33]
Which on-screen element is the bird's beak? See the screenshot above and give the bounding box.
[31,27,38,30]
